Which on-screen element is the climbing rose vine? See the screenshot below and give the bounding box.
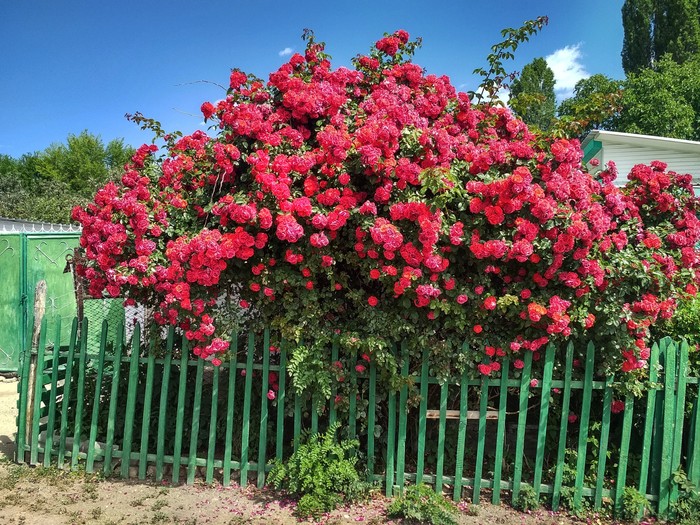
[73,31,700,383]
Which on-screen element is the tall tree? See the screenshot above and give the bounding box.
[622,0,700,74]
[556,74,624,138]
[618,55,700,140]
[621,0,654,74]
[509,57,556,131]
[34,131,133,196]
[0,131,134,223]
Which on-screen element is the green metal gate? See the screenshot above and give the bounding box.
[0,232,80,371]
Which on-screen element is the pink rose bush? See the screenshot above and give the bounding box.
[73,31,700,382]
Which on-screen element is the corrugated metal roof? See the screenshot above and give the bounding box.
[0,217,82,234]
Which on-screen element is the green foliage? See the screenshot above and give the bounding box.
[619,487,650,522]
[672,469,700,525]
[622,0,700,74]
[556,74,623,138]
[509,57,556,131]
[35,130,133,195]
[0,131,133,223]
[386,484,457,525]
[619,55,700,140]
[471,16,549,105]
[622,0,655,74]
[267,423,367,519]
[513,484,540,512]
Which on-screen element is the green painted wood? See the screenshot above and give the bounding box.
[103,321,124,476]
[533,344,555,501]
[594,375,614,510]
[137,348,156,480]
[275,340,286,462]
[614,396,635,516]
[0,234,22,372]
[638,342,660,495]
[511,350,533,504]
[30,317,48,464]
[492,358,510,505]
[86,320,108,472]
[70,318,88,470]
[155,328,174,482]
[416,347,429,485]
[329,339,339,426]
[396,343,409,490]
[690,393,700,486]
[293,388,302,452]
[435,381,448,494]
[311,393,319,435]
[453,367,469,501]
[257,329,271,488]
[223,332,239,486]
[669,341,689,515]
[206,365,220,484]
[367,357,377,482]
[473,372,489,504]
[172,339,189,484]
[120,323,141,478]
[187,359,204,485]
[658,339,677,518]
[239,332,255,487]
[15,308,34,463]
[348,349,358,439]
[650,339,669,497]
[385,382,396,497]
[573,343,596,509]
[44,317,62,467]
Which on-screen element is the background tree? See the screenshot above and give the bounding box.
[0,131,133,223]
[618,55,700,140]
[508,57,556,130]
[556,74,624,137]
[622,0,700,74]
[33,130,133,196]
[622,0,654,74]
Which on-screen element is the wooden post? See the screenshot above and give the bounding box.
[25,280,46,448]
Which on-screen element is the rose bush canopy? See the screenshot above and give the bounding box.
[73,31,700,384]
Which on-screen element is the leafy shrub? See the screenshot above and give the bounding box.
[267,423,367,519]
[513,484,540,512]
[672,469,700,525]
[619,487,650,522]
[387,484,457,525]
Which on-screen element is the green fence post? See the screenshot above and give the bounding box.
[512,350,533,504]
[223,332,239,486]
[44,317,62,467]
[120,323,141,478]
[30,317,48,465]
[155,328,174,482]
[70,318,88,470]
[492,358,510,505]
[573,343,596,509]
[533,343,555,501]
[86,320,108,472]
[103,321,124,476]
[395,342,409,490]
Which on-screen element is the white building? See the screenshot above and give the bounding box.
[581,130,700,190]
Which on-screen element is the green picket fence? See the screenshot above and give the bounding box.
[15,317,700,519]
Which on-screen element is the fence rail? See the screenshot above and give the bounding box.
[15,316,700,519]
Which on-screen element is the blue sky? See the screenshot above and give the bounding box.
[0,1,624,158]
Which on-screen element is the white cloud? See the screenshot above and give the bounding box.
[546,44,589,99]
[278,47,293,57]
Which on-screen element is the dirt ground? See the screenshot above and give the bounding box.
[0,379,636,524]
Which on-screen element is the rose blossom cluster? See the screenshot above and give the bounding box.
[73,31,700,378]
